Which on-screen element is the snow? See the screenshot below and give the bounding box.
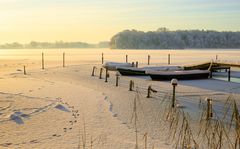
[103,62,132,71]
[0,49,240,148]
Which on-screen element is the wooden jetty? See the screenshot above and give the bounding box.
[184,61,240,70]
[184,61,239,82]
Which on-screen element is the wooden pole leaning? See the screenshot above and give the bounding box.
[146,85,157,98]
[91,66,96,76]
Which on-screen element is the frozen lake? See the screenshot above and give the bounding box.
[0,48,240,65]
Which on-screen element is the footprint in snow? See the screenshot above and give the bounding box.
[54,104,70,112]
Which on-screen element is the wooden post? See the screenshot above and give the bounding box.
[23,66,26,75]
[132,62,135,67]
[216,55,218,61]
[136,61,138,68]
[91,66,96,76]
[228,67,231,82]
[63,52,65,67]
[147,85,157,98]
[105,68,108,82]
[210,69,213,78]
[168,54,170,65]
[126,54,128,63]
[101,53,104,64]
[147,85,151,98]
[148,55,150,65]
[172,85,176,108]
[116,74,119,86]
[42,52,44,69]
[171,79,178,108]
[207,98,213,119]
[143,133,148,149]
[129,80,134,91]
[90,136,93,149]
[99,68,103,79]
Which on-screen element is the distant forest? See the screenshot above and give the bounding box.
[110,28,240,49]
[0,41,109,49]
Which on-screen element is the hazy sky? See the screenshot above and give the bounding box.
[0,0,240,43]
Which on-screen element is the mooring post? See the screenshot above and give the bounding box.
[206,98,213,119]
[147,85,151,98]
[42,52,44,69]
[216,55,218,61]
[101,53,104,64]
[126,54,128,63]
[171,79,178,108]
[148,55,150,65]
[129,80,134,91]
[23,66,26,75]
[91,66,96,76]
[168,54,170,65]
[210,69,213,78]
[105,68,108,82]
[147,85,157,98]
[99,68,103,79]
[132,62,135,67]
[116,72,120,87]
[228,67,231,82]
[63,52,65,67]
[136,61,138,68]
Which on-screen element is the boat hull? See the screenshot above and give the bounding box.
[148,71,210,80]
[117,66,183,76]
[117,68,146,76]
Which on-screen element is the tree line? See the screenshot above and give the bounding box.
[0,41,109,49]
[110,28,240,49]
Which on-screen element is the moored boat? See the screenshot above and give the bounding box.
[103,62,132,71]
[117,67,146,76]
[146,70,210,80]
[117,66,183,76]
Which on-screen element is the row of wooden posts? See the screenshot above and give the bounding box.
[92,66,213,119]
[41,52,66,69]
[91,66,158,98]
[24,52,170,75]
[23,52,66,75]
[101,53,171,65]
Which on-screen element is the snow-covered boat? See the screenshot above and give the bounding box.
[103,62,132,71]
[117,66,183,76]
[146,70,210,80]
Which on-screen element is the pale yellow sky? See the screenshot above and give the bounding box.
[0,0,239,43]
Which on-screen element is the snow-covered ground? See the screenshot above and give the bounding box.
[0,49,240,148]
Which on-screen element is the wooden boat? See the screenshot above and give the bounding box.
[117,67,146,76]
[147,70,210,80]
[117,66,183,76]
[103,62,132,71]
